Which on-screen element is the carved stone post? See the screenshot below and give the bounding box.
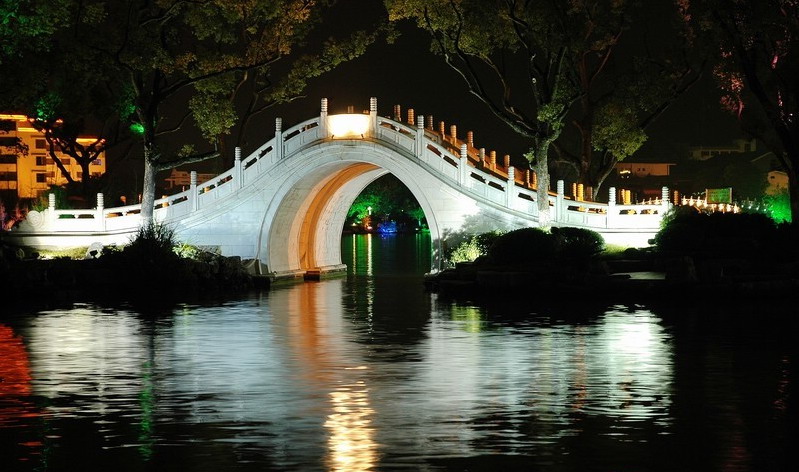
[506,167,515,207]
[415,115,425,158]
[459,144,468,186]
[190,171,198,211]
[369,97,378,138]
[234,146,243,189]
[319,98,328,138]
[96,193,105,231]
[275,117,284,160]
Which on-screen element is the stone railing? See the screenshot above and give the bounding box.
[13,97,670,237]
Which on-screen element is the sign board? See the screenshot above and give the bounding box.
[705,187,732,204]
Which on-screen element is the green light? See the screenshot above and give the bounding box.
[130,122,145,136]
[763,190,792,223]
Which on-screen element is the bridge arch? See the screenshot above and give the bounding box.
[256,140,461,277]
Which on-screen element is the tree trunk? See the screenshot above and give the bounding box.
[534,143,551,228]
[140,156,157,226]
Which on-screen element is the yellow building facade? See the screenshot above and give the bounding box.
[0,114,106,199]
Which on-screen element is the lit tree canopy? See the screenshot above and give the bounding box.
[0,0,388,222]
[387,0,702,203]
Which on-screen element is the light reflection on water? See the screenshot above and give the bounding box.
[0,234,795,471]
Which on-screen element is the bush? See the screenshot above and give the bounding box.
[486,227,558,267]
[653,210,783,256]
[446,230,505,264]
[551,226,605,260]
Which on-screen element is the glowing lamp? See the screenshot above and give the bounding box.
[328,114,370,139]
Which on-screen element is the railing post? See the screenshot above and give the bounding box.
[556,180,565,223]
[190,170,198,211]
[459,143,468,186]
[96,193,105,230]
[415,115,425,158]
[234,146,242,189]
[47,193,56,227]
[320,98,328,138]
[608,187,616,228]
[369,97,378,138]
[506,166,515,207]
[275,117,284,160]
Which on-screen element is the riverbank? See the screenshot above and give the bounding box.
[424,253,799,301]
[0,244,260,305]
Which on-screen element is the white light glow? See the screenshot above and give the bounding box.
[328,114,370,139]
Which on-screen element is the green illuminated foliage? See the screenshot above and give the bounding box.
[129,122,145,136]
[764,189,792,224]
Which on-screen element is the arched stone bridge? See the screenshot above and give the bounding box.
[6,98,672,280]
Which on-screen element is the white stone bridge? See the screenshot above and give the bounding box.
[2,98,672,280]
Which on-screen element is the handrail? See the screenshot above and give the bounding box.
[14,102,672,236]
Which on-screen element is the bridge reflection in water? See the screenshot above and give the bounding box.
[0,234,793,471]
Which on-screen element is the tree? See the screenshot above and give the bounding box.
[388,1,704,207]
[1,0,387,223]
[386,0,589,226]
[553,1,704,199]
[685,0,799,224]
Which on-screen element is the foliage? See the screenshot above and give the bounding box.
[1,0,389,225]
[0,198,24,230]
[386,0,701,200]
[683,0,799,224]
[124,223,180,262]
[653,210,783,256]
[486,227,559,267]
[475,226,605,269]
[550,226,606,261]
[347,174,427,230]
[173,242,202,260]
[763,188,792,224]
[446,229,505,264]
[29,185,71,211]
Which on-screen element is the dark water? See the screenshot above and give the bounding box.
[1,233,797,471]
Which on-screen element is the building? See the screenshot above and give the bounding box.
[614,162,675,179]
[689,138,757,160]
[163,168,215,192]
[0,114,107,200]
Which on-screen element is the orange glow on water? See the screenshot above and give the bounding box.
[0,324,32,397]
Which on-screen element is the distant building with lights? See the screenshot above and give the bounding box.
[615,162,675,179]
[0,114,107,200]
[163,169,215,191]
[689,138,757,160]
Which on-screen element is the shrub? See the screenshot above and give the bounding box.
[446,229,505,264]
[449,237,482,263]
[486,227,557,267]
[551,226,605,260]
[653,210,783,256]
